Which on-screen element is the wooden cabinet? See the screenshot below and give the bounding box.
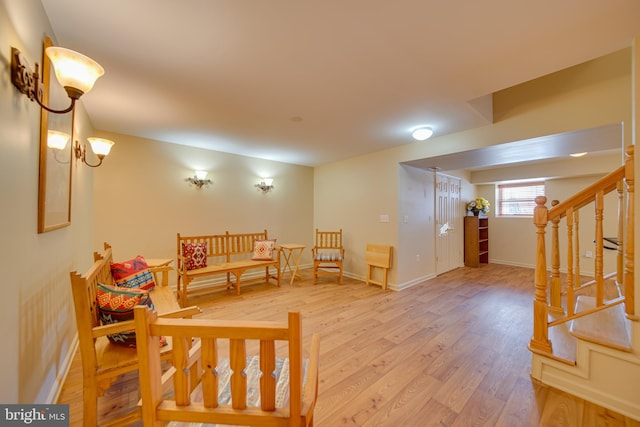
[464,216,489,267]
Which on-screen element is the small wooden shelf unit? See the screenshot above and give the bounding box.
[464,216,489,267]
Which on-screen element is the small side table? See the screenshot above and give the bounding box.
[145,258,174,287]
[279,244,306,285]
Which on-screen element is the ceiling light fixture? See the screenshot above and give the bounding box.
[11,45,104,114]
[412,127,434,141]
[570,152,588,157]
[75,138,114,168]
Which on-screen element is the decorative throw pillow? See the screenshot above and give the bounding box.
[315,249,343,261]
[110,256,156,291]
[96,283,155,347]
[252,239,277,260]
[182,242,208,270]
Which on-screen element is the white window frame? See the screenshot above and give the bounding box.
[496,181,545,217]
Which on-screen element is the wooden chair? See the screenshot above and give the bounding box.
[312,228,344,284]
[134,307,321,427]
[69,243,201,426]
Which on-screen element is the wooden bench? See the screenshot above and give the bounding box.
[177,230,281,306]
[69,242,201,426]
[134,307,320,426]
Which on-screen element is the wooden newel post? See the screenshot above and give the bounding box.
[624,145,635,319]
[530,196,553,353]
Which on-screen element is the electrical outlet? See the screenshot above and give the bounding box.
[585,250,593,258]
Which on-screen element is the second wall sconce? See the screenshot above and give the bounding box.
[187,170,212,189]
[75,138,114,168]
[255,178,274,192]
[11,45,104,114]
[47,130,70,150]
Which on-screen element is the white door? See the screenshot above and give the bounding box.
[435,173,462,274]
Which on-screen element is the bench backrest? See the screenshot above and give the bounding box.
[177,230,270,266]
[71,244,116,340]
[134,307,320,426]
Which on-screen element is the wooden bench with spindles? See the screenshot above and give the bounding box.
[69,242,201,426]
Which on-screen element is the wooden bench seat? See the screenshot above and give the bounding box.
[69,242,201,426]
[177,230,281,306]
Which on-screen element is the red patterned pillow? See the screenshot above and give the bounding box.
[252,239,277,260]
[96,283,155,347]
[182,242,208,270]
[110,256,156,291]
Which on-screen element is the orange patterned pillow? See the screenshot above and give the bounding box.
[252,239,277,260]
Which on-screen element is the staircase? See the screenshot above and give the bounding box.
[529,146,640,420]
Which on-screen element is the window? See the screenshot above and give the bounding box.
[496,181,545,217]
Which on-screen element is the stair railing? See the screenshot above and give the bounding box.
[529,146,635,357]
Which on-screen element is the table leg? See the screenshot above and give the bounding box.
[289,248,304,286]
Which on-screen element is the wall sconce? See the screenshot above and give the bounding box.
[255,178,274,192]
[187,170,212,188]
[74,138,114,168]
[47,130,70,150]
[11,45,104,114]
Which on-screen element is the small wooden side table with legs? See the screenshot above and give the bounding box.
[279,244,306,285]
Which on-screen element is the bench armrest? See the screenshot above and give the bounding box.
[159,306,202,319]
[92,320,136,338]
[91,306,201,339]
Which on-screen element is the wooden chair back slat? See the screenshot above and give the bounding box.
[230,338,248,409]
[173,336,191,406]
[260,340,277,411]
[315,229,342,249]
[201,338,218,408]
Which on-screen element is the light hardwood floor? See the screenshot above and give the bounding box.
[58,263,639,426]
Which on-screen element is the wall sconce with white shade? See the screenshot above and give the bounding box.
[187,171,212,189]
[11,45,104,114]
[255,178,274,192]
[47,130,70,150]
[74,138,114,168]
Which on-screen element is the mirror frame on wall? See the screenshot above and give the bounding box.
[38,36,74,233]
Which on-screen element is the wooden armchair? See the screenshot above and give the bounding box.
[312,228,344,284]
[69,243,201,426]
[134,307,320,427]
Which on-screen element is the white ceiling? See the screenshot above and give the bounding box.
[40,0,640,167]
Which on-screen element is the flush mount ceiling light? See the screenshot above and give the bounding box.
[411,127,433,141]
[570,152,588,157]
[11,45,104,114]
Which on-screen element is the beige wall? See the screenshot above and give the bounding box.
[314,48,633,289]
[0,0,96,403]
[92,131,315,277]
[476,175,619,274]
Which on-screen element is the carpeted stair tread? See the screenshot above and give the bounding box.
[569,296,631,351]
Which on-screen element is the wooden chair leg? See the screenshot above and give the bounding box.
[83,385,98,427]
